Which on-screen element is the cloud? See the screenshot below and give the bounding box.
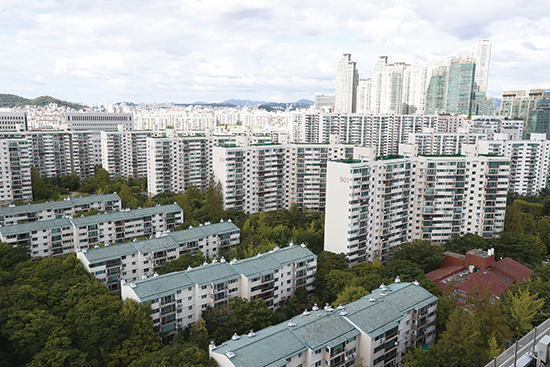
[1,0,549,103]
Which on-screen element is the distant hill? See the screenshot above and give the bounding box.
[222,99,268,106]
[0,94,86,109]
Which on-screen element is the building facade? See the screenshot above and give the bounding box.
[0,204,183,258]
[335,54,359,113]
[122,244,317,335]
[325,145,509,264]
[210,281,437,367]
[101,130,156,179]
[0,136,32,205]
[78,221,240,291]
[0,193,121,226]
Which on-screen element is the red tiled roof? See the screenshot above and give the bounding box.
[492,257,534,282]
[426,265,465,283]
[456,270,513,298]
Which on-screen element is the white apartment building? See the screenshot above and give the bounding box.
[335,54,359,113]
[291,113,438,156]
[122,244,317,335]
[77,221,240,291]
[210,281,437,367]
[0,137,32,205]
[65,112,134,165]
[0,193,121,226]
[478,133,550,195]
[27,131,94,179]
[0,112,28,131]
[468,117,524,140]
[471,39,491,93]
[437,115,467,133]
[325,145,509,264]
[101,130,158,179]
[408,130,486,155]
[0,204,183,258]
[146,134,212,196]
[213,142,355,213]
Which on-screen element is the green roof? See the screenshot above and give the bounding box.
[127,246,316,303]
[80,222,239,264]
[71,204,182,227]
[0,218,72,236]
[345,282,438,337]
[130,271,196,302]
[418,154,465,158]
[231,245,315,278]
[211,282,437,366]
[170,222,238,244]
[0,194,120,218]
[375,155,405,161]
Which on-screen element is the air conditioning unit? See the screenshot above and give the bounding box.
[536,335,550,363]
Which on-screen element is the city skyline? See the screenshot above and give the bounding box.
[1,0,549,104]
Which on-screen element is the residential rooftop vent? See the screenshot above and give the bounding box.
[312,303,319,311]
[369,297,376,302]
[248,331,256,338]
[231,333,240,340]
[303,309,310,316]
[339,309,348,316]
[412,280,419,286]
[226,350,235,358]
[220,257,226,263]
[337,304,344,310]
[394,276,401,283]
[130,282,136,288]
[324,304,333,312]
[287,320,296,327]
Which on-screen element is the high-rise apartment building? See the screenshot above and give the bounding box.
[470,39,491,93]
[0,137,32,205]
[146,134,212,196]
[210,281,437,367]
[478,133,550,195]
[356,79,372,113]
[212,142,354,213]
[65,112,134,165]
[101,130,158,179]
[290,113,438,156]
[335,54,359,113]
[408,130,486,155]
[27,131,94,179]
[497,89,550,138]
[325,145,509,264]
[445,58,476,115]
[122,245,317,336]
[314,93,335,113]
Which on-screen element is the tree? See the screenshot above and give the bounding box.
[390,239,444,273]
[491,232,546,265]
[202,298,273,344]
[60,174,80,192]
[443,233,488,254]
[156,252,206,275]
[502,286,546,337]
[332,286,368,307]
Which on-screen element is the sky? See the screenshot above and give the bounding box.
[1,0,549,105]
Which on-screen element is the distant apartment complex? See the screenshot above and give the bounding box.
[497,89,550,138]
[408,130,486,155]
[78,221,240,291]
[210,281,437,367]
[290,113,438,155]
[0,193,121,226]
[0,112,28,131]
[0,204,183,258]
[122,245,317,335]
[325,145,509,264]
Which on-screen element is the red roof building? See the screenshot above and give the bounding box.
[426,249,534,301]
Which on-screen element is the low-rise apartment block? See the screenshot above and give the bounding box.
[121,244,317,335]
[325,145,509,264]
[0,204,183,258]
[210,281,437,367]
[0,193,121,226]
[77,221,240,290]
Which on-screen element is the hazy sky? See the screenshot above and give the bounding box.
[1,0,549,104]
